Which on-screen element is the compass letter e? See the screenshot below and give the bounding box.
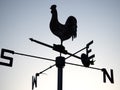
[0,48,14,67]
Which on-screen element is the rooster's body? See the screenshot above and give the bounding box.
[49,5,77,45]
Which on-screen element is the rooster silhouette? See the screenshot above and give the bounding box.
[49,5,77,45]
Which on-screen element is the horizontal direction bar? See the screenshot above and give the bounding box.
[65,47,86,59]
[36,64,56,75]
[14,52,55,62]
[65,62,102,71]
[29,38,53,49]
[14,51,102,71]
[29,38,82,60]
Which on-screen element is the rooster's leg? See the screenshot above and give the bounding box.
[61,40,63,46]
[60,40,63,56]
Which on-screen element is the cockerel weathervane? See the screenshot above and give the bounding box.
[0,4,114,90]
[50,5,77,45]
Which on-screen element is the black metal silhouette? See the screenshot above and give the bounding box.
[0,48,14,67]
[50,5,77,45]
[0,39,114,90]
[102,68,114,83]
[56,56,65,90]
[0,4,114,90]
[81,40,95,67]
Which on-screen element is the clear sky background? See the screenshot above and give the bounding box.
[0,0,120,90]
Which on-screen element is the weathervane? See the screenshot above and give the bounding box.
[0,4,114,90]
[50,5,77,45]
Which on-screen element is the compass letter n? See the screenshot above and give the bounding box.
[102,68,114,83]
[0,48,14,67]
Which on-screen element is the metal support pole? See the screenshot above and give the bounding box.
[58,67,63,90]
[56,56,65,90]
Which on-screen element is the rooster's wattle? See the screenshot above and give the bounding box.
[49,5,77,45]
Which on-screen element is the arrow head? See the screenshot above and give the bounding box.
[29,38,34,41]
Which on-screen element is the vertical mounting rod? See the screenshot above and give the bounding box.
[56,56,65,90]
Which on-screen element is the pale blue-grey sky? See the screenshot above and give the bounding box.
[0,0,120,90]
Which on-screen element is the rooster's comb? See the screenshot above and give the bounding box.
[50,5,57,9]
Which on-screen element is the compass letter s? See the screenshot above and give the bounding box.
[0,48,14,67]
